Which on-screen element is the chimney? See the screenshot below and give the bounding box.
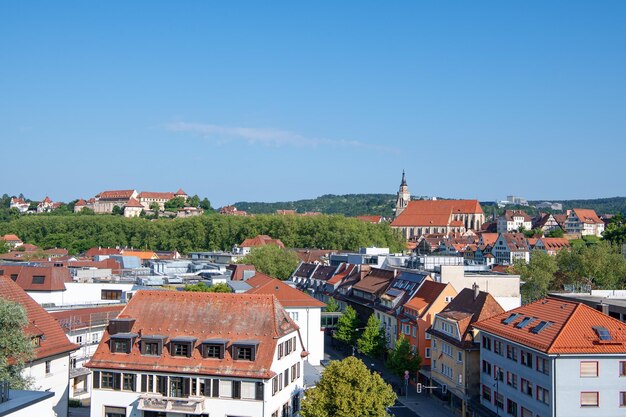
[472,282,480,300]
[596,303,610,315]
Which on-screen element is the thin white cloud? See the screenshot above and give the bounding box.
[165,122,399,153]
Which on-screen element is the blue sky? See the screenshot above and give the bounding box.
[1,1,625,207]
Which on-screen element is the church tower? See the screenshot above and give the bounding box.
[395,170,411,217]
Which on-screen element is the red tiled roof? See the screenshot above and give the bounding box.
[85,247,122,257]
[137,192,175,200]
[75,199,87,206]
[479,233,498,246]
[433,288,504,344]
[0,265,73,291]
[97,190,136,200]
[240,235,285,249]
[391,212,453,227]
[553,214,567,226]
[122,250,158,260]
[1,234,21,242]
[123,198,144,208]
[175,188,187,196]
[503,210,532,222]
[226,264,256,281]
[292,249,335,264]
[538,237,571,251]
[474,297,626,354]
[500,232,530,251]
[572,208,603,225]
[246,273,326,308]
[327,264,358,285]
[0,276,78,360]
[404,281,450,316]
[51,305,125,331]
[392,199,482,228]
[86,291,300,378]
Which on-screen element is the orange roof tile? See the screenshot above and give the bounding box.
[572,208,603,224]
[97,190,136,200]
[137,191,176,200]
[538,237,571,251]
[86,291,300,378]
[1,234,21,242]
[123,198,144,208]
[240,235,285,249]
[0,276,78,360]
[356,215,383,224]
[246,273,326,308]
[474,297,626,354]
[404,281,449,316]
[122,250,158,260]
[0,265,73,291]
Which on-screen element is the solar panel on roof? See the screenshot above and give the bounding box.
[593,326,612,341]
[386,288,403,297]
[502,313,520,325]
[531,321,551,334]
[516,317,535,329]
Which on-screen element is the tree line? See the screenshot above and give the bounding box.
[0,213,405,255]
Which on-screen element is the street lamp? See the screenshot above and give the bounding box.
[493,374,500,417]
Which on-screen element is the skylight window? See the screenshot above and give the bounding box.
[593,326,612,341]
[502,313,520,325]
[531,321,551,334]
[516,317,535,329]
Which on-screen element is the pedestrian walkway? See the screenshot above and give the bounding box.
[324,337,458,417]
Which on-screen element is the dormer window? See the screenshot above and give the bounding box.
[201,338,228,359]
[140,335,167,356]
[170,336,197,357]
[233,340,259,361]
[110,333,137,354]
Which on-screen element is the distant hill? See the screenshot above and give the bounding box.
[234,194,397,217]
[234,194,626,218]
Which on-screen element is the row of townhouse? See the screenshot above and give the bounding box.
[497,208,605,238]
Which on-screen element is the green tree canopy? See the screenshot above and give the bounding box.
[111,205,123,215]
[0,299,34,389]
[238,244,300,280]
[300,356,396,417]
[513,250,559,303]
[386,334,421,378]
[183,282,232,293]
[165,197,186,210]
[187,195,201,208]
[603,214,626,245]
[334,305,359,345]
[546,228,564,238]
[324,297,340,313]
[149,202,160,212]
[357,314,387,358]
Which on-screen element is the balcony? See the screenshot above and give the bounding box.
[138,394,205,415]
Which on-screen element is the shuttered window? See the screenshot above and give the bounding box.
[580,361,599,377]
[580,392,599,407]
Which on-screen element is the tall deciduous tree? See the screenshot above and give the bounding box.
[514,250,558,303]
[300,356,396,417]
[324,297,340,313]
[164,197,186,210]
[238,245,300,280]
[0,299,34,389]
[357,314,387,358]
[386,334,421,378]
[334,305,359,345]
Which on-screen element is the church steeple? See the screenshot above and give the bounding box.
[395,170,411,218]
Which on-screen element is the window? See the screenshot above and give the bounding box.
[580,361,599,377]
[482,336,491,351]
[236,346,253,361]
[170,377,184,398]
[432,339,437,349]
[506,345,517,361]
[31,276,45,284]
[425,348,431,358]
[104,406,126,417]
[204,344,222,359]
[272,377,278,395]
[494,366,503,382]
[140,375,153,392]
[457,351,462,363]
[76,335,83,344]
[284,369,289,387]
[495,393,504,409]
[536,356,549,375]
[520,351,532,368]
[101,289,122,300]
[123,374,135,391]
[494,340,503,355]
[620,392,626,407]
[482,360,492,375]
[278,343,283,359]
[241,381,256,400]
[507,399,518,417]
[442,343,453,357]
[112,340,129,354]
[521,407,532,417]
[10,274,18,281]
[219,380,232,398]
[521,378,532,397]
[144,342,159,356]
[506,372,518,389]
[425,332,431,340]
[101,372,120,390]
[620,361,626,377]
[580,392,599,407]
[482,385,491,402]
[172,343,190,357]
[536,386,549,405]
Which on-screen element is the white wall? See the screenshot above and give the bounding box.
[287,307,324,366]
[28,282,135,307]
[439,266,521,310]
[23,353,71,417]
[3,391,56,417]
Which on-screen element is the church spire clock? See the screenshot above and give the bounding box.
[395,170,411,217]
